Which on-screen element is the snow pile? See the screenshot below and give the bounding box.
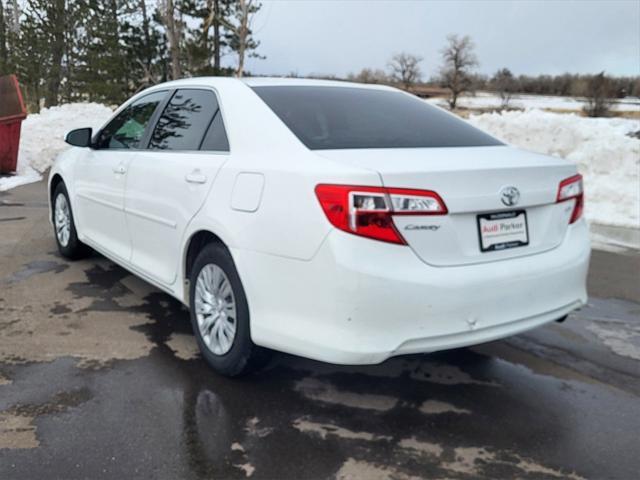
[469,109,640,229]
[3,102,639,238]
[427,92,640,112]
[0,103,113,192]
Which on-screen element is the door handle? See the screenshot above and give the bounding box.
[185,170,207,184]
[113,164,126,175]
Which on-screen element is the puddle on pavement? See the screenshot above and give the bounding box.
[1,257,638,479]
[0,386,93,450]
[2,260,68,285]
[2,344,605,479]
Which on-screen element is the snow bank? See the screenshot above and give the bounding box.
[3,102,639,239]
[427,92,640,112]
[468,109,640,230]
[0,103,113,192]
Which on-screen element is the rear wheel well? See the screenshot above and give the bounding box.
[185,231,226,281]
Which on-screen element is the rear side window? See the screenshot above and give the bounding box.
[200,111,230,151]
[149,89,226,151]
[252,86,502,150]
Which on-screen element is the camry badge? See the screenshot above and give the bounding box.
[500,186,520,207]
[405,224,440,231]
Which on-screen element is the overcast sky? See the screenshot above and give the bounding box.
[241,0,640,78]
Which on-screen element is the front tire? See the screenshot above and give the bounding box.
[189,243,270,377]
[52,182,91,259]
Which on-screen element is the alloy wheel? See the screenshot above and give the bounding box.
[54,193,71,247]
[194,264,237,355]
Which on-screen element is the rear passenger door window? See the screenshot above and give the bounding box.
[149,89,228,151]
[200,110,230,151]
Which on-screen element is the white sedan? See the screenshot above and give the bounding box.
[48,77,590,376]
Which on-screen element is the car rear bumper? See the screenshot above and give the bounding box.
[233,219,590,365]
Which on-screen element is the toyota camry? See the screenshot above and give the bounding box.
[48,77,590,376]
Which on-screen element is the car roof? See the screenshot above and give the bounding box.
[241,76,393,90]
[143,76,396,92]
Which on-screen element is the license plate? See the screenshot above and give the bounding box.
[477,210,529,252]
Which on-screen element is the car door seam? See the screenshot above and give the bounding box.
[76,191,123,211]
[123,205,178,229]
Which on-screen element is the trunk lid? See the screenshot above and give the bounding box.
[316,145,578,266]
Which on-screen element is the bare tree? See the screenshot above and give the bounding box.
[583,71,614,117]
[233,0,250,77]
[492,67,516,110]
[159,0,183,80]
[387,53,422,91]
[212,0,222,71]
[440,34,478,109]
[9,0,20,33]
[213,0,261,77]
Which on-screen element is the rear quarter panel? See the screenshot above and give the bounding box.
[181,80,383,271]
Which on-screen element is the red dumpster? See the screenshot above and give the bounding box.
[0,74,27,174]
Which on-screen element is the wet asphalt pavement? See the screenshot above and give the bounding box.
[1,180,639,480]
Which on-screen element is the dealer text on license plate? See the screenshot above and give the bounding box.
[477,210,529,252]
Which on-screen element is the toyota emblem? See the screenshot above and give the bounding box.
[500,186,520,207]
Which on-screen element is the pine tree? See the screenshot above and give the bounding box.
[185,0,234,76]
[75,0,132,104]
[12,2,49,111]
[1,0,18,78]
[0,0,7,75]
[1,0,23,79]
[223,0,263,77]
[121,0,168,92]
[8,0,79,109]
[44,0,66,107]
[3,0,264,109]
[60,1,89,103]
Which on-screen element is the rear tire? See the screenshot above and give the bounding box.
[189,243,270,377]
[52,182,91,259]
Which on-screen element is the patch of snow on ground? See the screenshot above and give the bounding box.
[468,109,640,230]
[427,92,640,112]
[0,103,113,192]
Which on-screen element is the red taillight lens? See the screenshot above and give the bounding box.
[315,184,448,244]
[557,174,584,224]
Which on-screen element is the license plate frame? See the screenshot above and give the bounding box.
[477,210,529,252]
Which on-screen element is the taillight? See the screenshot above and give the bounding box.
[557,174,584,224]
[315,184,447,244]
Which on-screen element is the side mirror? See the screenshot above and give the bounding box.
[65,128,93,147]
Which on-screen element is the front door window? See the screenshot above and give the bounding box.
[95,91,167,149]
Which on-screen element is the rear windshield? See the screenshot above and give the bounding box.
[252,86,502,150]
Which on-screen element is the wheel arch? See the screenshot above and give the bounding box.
[182,229,232,307]
[183,230,229,282]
